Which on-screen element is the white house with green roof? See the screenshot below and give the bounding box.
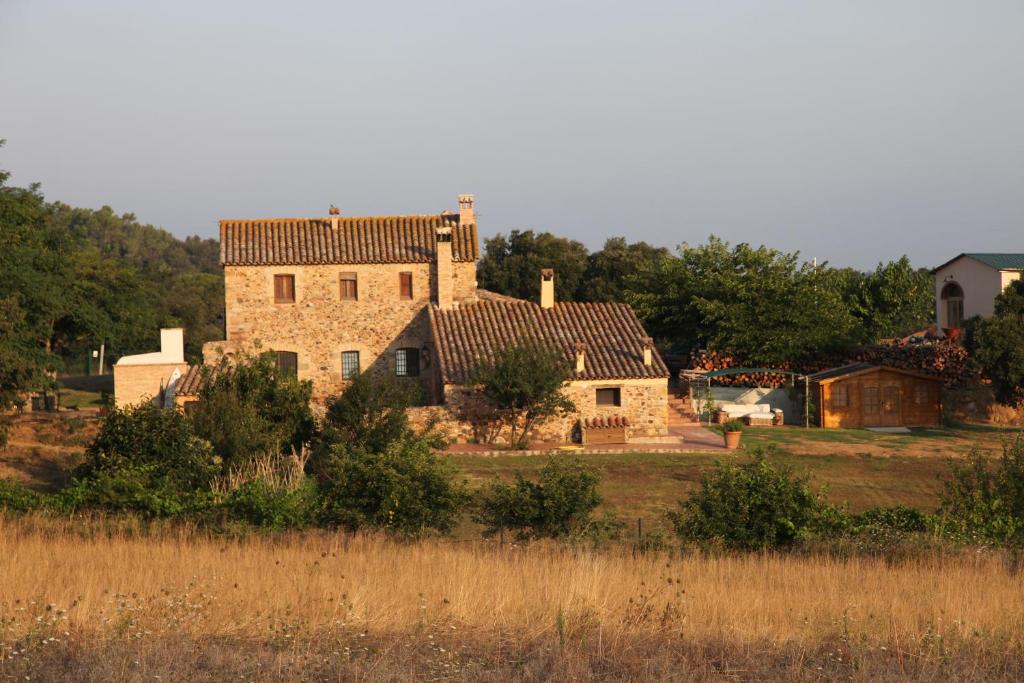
[932,253,1024,334]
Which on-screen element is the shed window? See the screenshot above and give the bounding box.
[341,351,360,379]
[340,273,358,301]
[399,272,413,300]
[275,351,298,378]
[830,385,848,410]
[915,382,931,406]
[863,386,880,415]
[274,274,295,303]
[395,348,419,377]
[596,388,621,407]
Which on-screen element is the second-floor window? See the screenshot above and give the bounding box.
[395,347,419,377]
[341,350,360,379]
[399,272,413,300]
[340,272,358,301]
[274,274,295,303]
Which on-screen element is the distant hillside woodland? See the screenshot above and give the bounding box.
[1,149,944,405]
[0,151,223,402]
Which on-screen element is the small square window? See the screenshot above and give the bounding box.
[596,387,621,407]
[399,272,413,300]
[274,274,295,303]
[341,351,360,379]
[340,273,358,301]
[395,348,419,377]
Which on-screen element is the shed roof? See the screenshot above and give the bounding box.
[931,253,1024,273]
[173,365,204,397]
[219,215,478,266]
[428,300,670,384]
[807,363,942,384]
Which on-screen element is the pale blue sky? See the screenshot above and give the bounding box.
[1,0,1022,268]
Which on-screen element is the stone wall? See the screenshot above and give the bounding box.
[113,362,188,409]
[407,377,668,446]
[212,261,476,404]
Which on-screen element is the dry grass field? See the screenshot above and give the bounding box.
[2,515,1024,681]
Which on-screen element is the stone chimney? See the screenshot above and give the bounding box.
[458,194,475,226]
[575,341,587,374]
[329,205,340,230]
[435,225,454,310]
[540,269,555,309]
[643,337,654,367]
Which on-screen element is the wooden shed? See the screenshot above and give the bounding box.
[808,364,943,429]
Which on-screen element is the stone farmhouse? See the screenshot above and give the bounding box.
[115,195,671,443]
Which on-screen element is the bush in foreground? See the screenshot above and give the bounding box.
[474,457,602,540]
[668,447,842,551]
[938,436,1024,545]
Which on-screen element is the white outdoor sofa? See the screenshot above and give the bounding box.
[715,403,782,426]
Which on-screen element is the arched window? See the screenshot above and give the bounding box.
[941,282,964,328]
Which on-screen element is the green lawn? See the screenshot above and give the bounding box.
[449,424,1023,528]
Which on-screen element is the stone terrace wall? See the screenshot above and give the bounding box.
[408,378,668,445]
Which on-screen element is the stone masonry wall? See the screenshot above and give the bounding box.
[212,261,476,404]
[408,378,668,445]
[113,362,189,409]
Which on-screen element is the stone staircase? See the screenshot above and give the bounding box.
[667,389,701,430]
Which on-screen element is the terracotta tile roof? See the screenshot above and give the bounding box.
[429,300,670,384]
[173,365,204,397]
[219,215,478,266]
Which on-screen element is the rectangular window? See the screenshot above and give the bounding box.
[915,382,931,406]
[395,347,419,377]
[276,351,298,378]
[340,273,358,301]
[274,274,295,303]
[830,385,848,410]
[863,386,880,415]
[596,387,621,407]
[399,272,413,300]
[341,351,360,379]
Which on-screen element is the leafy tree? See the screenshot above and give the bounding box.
[65,402,218,516]
[471,342,576,449]
[668,448,840,550]
[628,236,858,363]
[189,352,316,468]
[847,256,934,341]
[316,433,467,536]
[938,437,1024,545]
[579,237,670,303]
[967,280,1024,405]
[477,230,588,302]
[318,371,423,454]
[473,457,602,539]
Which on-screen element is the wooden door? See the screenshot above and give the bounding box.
[862,384,881,427]
[880,384,901,427]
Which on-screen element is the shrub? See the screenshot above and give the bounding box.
[67,402,218,516]
[938,436,1024,545]
[668,447,839,551]
[474,457,602,540]
[189,352,316,468]
[0,478,47,512]
[471,342,575,449]
[967,280,1024,405]
[225,478,319,530]
[316,435,467,536]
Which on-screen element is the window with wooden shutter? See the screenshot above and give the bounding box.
[399,272,413,300]
[340,273,358,301]
[274,274,295,303]
[596,388,621,407]
[395,348,419,377]
[275,351,298,377]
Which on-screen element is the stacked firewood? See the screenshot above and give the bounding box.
[685,340,979,388]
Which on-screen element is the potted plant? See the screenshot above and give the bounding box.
[721,419,744,450]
